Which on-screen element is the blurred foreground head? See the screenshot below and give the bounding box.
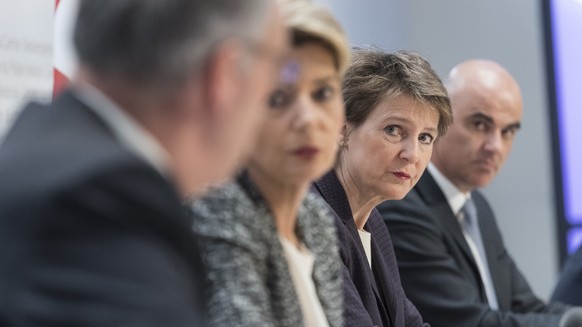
[74,0,289,195]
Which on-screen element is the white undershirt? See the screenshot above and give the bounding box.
[279,237,329,327]
[358,229,372,268]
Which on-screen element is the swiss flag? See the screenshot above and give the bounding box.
[53,0,79,98]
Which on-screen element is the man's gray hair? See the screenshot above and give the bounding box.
[74,0,271,89]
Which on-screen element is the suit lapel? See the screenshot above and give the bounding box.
[366,211,398,326]
[415,172,484,283]
[362,218,388,317]
[472,192,508,309]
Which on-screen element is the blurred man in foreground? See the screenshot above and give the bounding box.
[0,0,287,325]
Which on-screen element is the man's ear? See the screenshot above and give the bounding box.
[203,40,246,118]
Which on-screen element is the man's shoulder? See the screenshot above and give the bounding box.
[0,93,162,200]
[377,174,449,236]
[0,97,181,245]
[0,144,179,226]
[2,94,118,166]
[377,186,431,219]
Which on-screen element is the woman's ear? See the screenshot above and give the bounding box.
[339,123,352,147]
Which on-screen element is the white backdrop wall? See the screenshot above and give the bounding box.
[316,0,558,298]
[0,0,53,141]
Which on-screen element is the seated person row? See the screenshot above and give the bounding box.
[379,59,582,327]
[191,1,453,326]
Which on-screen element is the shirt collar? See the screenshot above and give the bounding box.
[73,85,171,177]
[427,163,471,218]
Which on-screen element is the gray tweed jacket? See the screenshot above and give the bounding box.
[191,173,344,327]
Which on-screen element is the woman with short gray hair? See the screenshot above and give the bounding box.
[313,48,453,327]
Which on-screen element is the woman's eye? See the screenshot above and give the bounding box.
[384,125,402,136]
[313,86,334,102]
[268,89,292,109]
[419,133,434,145]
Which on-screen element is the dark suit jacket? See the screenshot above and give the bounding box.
[313,171,428,327]
[378,170,570,327]
[0,91,206,326]
[552,245,582,306]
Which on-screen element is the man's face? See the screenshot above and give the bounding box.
[216,3,289,179]
[432,83,522,192]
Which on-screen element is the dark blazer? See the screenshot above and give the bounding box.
[0,91,206,326]
[191,172,343,327]
[378,170,570,327]
[552,245,582,306]
[313,171,428,327]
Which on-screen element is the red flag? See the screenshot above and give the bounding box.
[53,0,78,98]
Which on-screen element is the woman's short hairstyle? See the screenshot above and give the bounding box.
[342,48,453,136]
[280,0,350,74]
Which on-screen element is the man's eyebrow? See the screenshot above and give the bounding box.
[470,112,522,130]
[469,112,494,124]
[469,112,494,123]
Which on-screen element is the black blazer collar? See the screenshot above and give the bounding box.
[415,171,481,271]
[313,170,354,226]
[314,170,393,325]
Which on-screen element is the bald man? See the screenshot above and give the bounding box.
[378,60,575,327]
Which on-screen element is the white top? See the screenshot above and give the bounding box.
[427,163,499,310]
[358,229,372,268]
[279,237,330,327]
[74,85,170,176]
